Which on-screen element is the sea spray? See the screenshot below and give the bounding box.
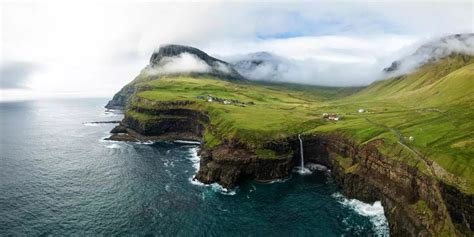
[332,192,390,236]
[187,146,236,195]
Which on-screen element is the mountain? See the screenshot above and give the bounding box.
[357,34,474,106]
[384,33,474,74]
[105,44,244,109]
[149,44,244,80]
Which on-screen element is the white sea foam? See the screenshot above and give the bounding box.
[265,177,290,184]
[187,147,237,195]
[83,122,100,127]
[174,140,201,145]
[189,176,237,195]
[306,163,330,172]
[106,144,122,149]
[293,166,313,175]
[188,147,201,172]
[332,192,390,236]
[134,140,154,145]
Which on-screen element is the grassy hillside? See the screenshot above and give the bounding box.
[124,54,474,194]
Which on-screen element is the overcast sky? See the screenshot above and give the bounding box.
[1,0,473,100]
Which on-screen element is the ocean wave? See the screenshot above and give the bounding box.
[83,122,100,127]
[188,176,236,195]
[264,177,290,184]
[174,140,201,145]
[106,144,122,149]
[332,192,390,236]
[134,140,154,145]
[187,147,201,172]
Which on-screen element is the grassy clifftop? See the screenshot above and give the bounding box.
[123,54,473,194]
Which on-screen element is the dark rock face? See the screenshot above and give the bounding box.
[105,84,137,110]
[383,61,400,72]
[149,44,245,81]
[196,142,295,188]
[150,44,228,67]
[439,182,474,234]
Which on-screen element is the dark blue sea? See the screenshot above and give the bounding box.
[0,98,389,236]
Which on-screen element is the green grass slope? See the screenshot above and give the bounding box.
[125,54,474,193]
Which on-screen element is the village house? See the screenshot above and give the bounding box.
[323,113,341,121]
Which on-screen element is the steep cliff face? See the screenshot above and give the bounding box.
[196,140,295,188]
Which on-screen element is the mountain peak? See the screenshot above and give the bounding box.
[147,44,244,80]
[150,44,227,66]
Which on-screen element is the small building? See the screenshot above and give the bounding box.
[328,115,340,121]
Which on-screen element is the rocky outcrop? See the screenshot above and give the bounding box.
[439,182,474,234]
[196,141,295,188]
[105,85,136,110]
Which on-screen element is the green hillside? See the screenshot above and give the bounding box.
[123,54,474,194]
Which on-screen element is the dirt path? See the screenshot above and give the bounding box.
[363,117,437,176]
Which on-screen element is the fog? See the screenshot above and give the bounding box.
[145,53,211,76]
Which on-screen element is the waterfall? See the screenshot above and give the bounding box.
[298,134,304,170]
[297,134,311,174]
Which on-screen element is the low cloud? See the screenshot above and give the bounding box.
[385,34,474,77]
[226,34,474,86]
[0,62,38,89]
[230,53,385,86]
[144,53,211,76]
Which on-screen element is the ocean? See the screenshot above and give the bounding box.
[0,98,389,236]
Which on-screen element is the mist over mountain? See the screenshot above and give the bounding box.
[144,44,244,80]
[230,52,290,81]
[384,33,474,76]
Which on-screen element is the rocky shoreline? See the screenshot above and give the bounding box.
[108,108,473,236]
